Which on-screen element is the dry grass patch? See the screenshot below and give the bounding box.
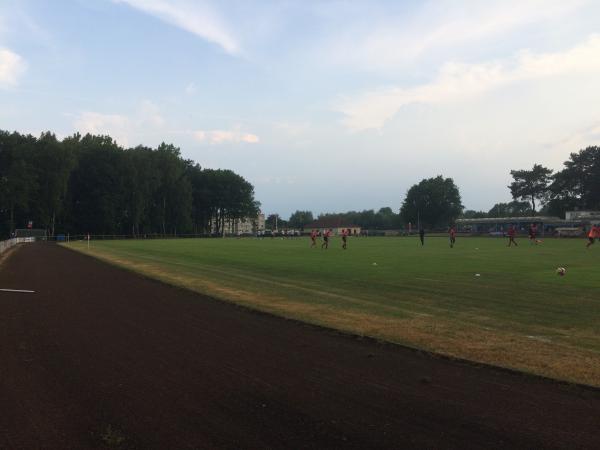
[68,244,600,387]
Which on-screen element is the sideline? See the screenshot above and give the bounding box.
[0,288,35,293]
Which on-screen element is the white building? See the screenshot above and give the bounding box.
[565,211,600,223]
[213,213,265,235]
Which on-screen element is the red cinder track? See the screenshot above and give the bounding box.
[1,243,599,449]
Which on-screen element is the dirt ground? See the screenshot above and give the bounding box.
[1,243,599,449]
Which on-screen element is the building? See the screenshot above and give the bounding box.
[213,213,265,235]
[565,210,600,223]
[304,218,361,236]
[456,211,600,236]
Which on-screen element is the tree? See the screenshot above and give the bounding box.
[0,131,38,235]
[201,169,259,235]
[150,143,193,235]
[315,208,401,230]
[508,164,553,214]
[376,207,399,229]
[487,201,532,217]
[548,146,600,216]
[400,176,463,228]
[288,210,313,230]
[32,132,76,235]
[461,210,487,219]
[123,146,159,236]
[266,214,286,230]
[66,134,128,234]
[0,129,259,237]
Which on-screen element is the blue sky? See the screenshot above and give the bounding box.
[2,0,600,218]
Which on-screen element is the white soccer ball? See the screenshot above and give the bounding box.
[475,273,481,277]
[556,267,566,276]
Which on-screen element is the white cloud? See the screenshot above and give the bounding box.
[193,127,259,144]
[549,121,600,155]
[0,47,26,87]
[185,82,198,95]
[323,0,588,71]
[138,99,165,127]
[74,112,132,146]
[114,0,240,54]
[72,100,167,147]
[256,175,297,185]
[336,34,600,131]
[72,104,259,148]
[274,121,311,136]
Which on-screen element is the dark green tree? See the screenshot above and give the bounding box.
[376,207,398,229]
[0,129,259,238]
[123,146,159,236]
[151,143,192,235]
[266,213,286,230]
[66,134,128,234]
[508,164,553,214]
[316,207,401,230]
[461,210,488,219]
[548,146,600,216]
[32,132,76,235]
[288,210,314,230]
[0,131,38,234]
[400,176,463,229]
[487,201,533,217]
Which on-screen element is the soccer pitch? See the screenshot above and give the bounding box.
[67,236,600,385]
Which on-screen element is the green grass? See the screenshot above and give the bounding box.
[66,236,600,385]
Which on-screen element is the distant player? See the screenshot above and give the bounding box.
[321,228,332,249]
[419,227,425,246]
[310,229,318,248]
[528,223,538,245]
[586,224,600,248]
[341,228,349,250]
[449,226,456,248]
[507,225,518,247]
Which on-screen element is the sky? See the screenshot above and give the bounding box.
[2,0,600,218]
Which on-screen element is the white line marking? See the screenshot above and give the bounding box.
[414,278,442,282]
[0,289,35,293]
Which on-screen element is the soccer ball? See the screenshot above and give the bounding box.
[556,267,566,276]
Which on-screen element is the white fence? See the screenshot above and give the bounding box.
[0,237,35,255]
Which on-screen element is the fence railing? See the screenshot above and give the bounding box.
[53,233,216,242]
[0,237,35,255]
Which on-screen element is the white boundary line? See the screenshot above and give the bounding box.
[0,288,35,293]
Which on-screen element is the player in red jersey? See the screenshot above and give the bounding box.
[528,223,539,245]
[586,224,600,248]
[341,228,349,250]
[310,229,318,248]
[507,225,518,247]
[449,226,456,248]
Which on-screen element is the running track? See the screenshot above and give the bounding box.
[1,243,599,449]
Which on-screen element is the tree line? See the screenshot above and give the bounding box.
[277,145,599,231]
[465,146,600,219]
[268,207,405,231]
[2,128,595,237]
[0,130,259,238]
[277,175,463,231]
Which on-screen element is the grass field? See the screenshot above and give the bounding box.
[66,236,600,386]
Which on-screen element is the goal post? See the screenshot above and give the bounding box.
[14,229,48,241]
